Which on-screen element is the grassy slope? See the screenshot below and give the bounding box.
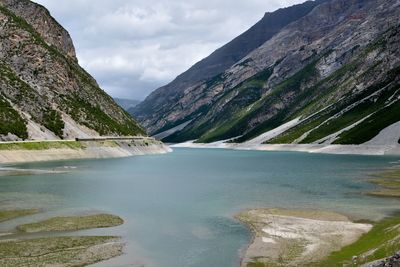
[242,215,400,267]
[320,216,400,266]
[334,98,400,144]
[0,141,83,150]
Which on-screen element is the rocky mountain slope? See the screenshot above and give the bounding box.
[0,0,145,141]
[131,0,329,132]
[133,0,400,146]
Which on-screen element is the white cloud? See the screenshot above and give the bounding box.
[32,0,305,100]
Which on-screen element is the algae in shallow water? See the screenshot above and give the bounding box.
[367,168,400,198]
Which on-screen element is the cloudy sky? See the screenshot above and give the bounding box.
[33,0,304,100]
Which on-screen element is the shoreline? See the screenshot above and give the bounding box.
[0,140,172,164]
[235,208,372,267]
[235,208,400,267]
[171,142,400,156]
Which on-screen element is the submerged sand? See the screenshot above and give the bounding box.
[236,208,372,267]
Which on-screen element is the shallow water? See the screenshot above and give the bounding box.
[0,148,399,267]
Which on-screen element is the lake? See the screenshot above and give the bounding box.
[0,148,399,267]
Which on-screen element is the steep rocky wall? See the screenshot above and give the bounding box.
[0,0,76,60]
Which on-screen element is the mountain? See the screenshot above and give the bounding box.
[114,98,140,111]
[131,0,329,133]
[0,0,145,141]
[132,0,400,146]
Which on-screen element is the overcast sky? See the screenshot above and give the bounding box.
[33,0,305,100]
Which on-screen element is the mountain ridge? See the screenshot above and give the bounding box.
[131,0,330,131]
[0,0,145,141]
[132,0,400,147]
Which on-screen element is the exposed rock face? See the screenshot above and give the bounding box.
[133,0,400,145]
[0,0,145,141]
[364,252,400,267]
[0,0,76,61]
[131,0,329,132]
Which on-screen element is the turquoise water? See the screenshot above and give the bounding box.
[0,148,400,267]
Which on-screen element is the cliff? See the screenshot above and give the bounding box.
[0,0,145,141]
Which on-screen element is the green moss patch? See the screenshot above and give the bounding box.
[17,214,124,233]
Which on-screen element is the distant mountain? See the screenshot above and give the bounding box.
[131,0,400,146]
[0,0,145,141]
[131,0,329,133]
[114,98,140,111]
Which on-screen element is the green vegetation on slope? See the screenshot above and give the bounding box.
[268,60,400,144]
[233,60,319,142]
[164,68,273,143]
[164,58,320,144]
[0,63,68,139]
[0,94,28,139]
[42,109,65,138]
[196,68,274,143]
[321,215,400,266]
[334,99,400,144]
[61,94,144,136]
[0,141,83,150]
[301,85,400,144]
[163,24,399,145]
